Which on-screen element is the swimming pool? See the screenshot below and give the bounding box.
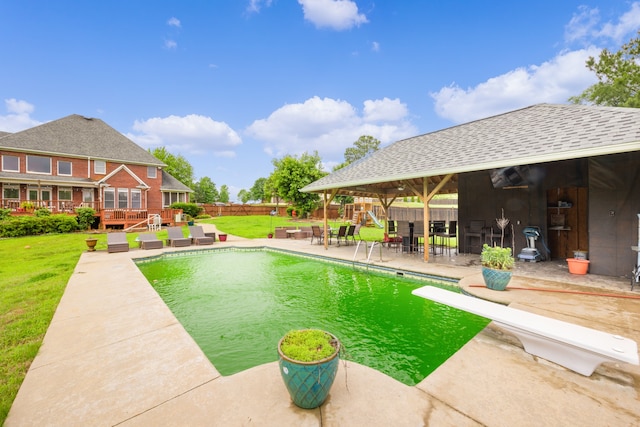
[136,248,489,386]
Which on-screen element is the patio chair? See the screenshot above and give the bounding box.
[346,224,360,245]
[335,225,348,246]
[138,232,163,250]
[436,220,457,256]
[310,225,324,245]
[107,232,130,253]
[388,220,397,238]
[188,225,214,245]
[464,220,485,254]
[166,226,192,247]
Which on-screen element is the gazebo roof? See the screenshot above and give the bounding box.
[302,103,640,198]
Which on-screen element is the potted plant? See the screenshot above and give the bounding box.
[480,210,515,291]
[277,329,340,409]
[20,201,35,213]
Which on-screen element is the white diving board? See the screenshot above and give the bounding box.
[412,286,639,376]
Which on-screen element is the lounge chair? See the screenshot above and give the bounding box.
[138,232,163,250]
[166,226,191,247]
[188,225,214,245]
[107,232,130,253]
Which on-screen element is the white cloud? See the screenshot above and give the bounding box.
[432,3,640,124]
[431,48,601,123]
[167,17,181,28]
[127,114,242,157]
[363,98,407,122]
[245,96,416,162]
[247,0,273,13]
[298,0,368,30]
[565,2,640,45]
[0,99,42,132]
[371,41,380,52]
[164,39,177,50]
[598,2,640,43]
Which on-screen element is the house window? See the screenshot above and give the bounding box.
[59,187,72,200]
[94,160,106,175]
[26,155,51,174]
[147,166,157,179]
[131,189,141,209]
[2,155,19,172]
[82,189,94,206]
[104,188,115,209]
[28,188,38,201]
[3,184,19,199]
[58,161,72,176]
[118,189,128,209]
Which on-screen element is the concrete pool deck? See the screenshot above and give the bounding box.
[5,224,640,426]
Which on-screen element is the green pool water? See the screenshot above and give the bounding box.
[136,249,489,386]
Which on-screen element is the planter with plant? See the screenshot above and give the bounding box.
[480,210,515,291]
[20,201,35,212]
[277,329,340,409]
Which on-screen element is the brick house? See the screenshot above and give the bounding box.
[0,114,192,228]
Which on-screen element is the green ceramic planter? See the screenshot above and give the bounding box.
[482,266,512,291]
[278,331,340,409]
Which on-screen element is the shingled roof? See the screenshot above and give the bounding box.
[0,114,165,167]
[302,103,640,198]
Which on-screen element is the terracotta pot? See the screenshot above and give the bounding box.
[567,258,589,275]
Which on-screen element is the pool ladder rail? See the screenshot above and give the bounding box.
[353,240,383,265]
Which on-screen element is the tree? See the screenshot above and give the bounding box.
[150,147,195,188]
[249,177,267,202]
[332,135,381,209]
[237,189,251,204]
[570,31,640,108]
[270,151,327,217]
[219,185,230,203]
[193,176,217,204]
[343,135,381,164]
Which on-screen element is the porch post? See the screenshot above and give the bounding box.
[423,178,430,262]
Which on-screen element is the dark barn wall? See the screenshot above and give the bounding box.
[588,152,640,277]
[458,154,640,278]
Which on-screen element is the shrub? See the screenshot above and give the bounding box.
[0,208,11,221]
[75,207,96,230]
[0,214,79,237]
[170,202,202,219]
[34,208,51,217]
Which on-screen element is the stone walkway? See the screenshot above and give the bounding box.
[5,224,640,426]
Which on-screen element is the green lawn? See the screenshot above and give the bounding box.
[202,214,386,241]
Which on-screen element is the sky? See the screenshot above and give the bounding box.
[1,1,639,201]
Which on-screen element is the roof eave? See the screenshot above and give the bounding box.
[302,140,640,194]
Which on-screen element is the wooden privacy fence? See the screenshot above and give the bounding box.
[200,204,341,219]
[389,207,458,223]
[200,204,456,223]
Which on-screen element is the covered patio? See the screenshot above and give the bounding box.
[302,103,640,279]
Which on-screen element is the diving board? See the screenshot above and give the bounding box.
[412,286,639,376]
